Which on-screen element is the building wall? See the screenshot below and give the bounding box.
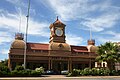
[8,48,97,72]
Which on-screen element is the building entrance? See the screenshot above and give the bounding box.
[52,61,68,74]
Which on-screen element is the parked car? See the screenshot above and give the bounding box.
[45,70,56,75]
[61,70,68,75]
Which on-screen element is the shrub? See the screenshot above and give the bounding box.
[35,67,44,75]
[0,66,10,76]
[30,70,40,76]
[80,70,84,76]
[14,66,24,71]
[83,68,91,76]
[25,69,31,76]
[72,69,81,76]
[67,68,112,76]
[11,66,45,76]
[11,70,18,76]
[11,69,32,76]
[91,68,99,76]
[29,67,44,76]
[67,69,81,76]
[98,68,104,76]
[93,68,110,76]
[0,71,8,76]
[0,66,10,72]
[103,69,110,76]
[109,70,117,76]
[11,66,32,76]
[67,72,72,77]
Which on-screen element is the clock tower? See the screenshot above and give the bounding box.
[49,17,71,51]
[49,17,66,43]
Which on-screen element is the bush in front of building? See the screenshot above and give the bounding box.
[97,68,110,76]
[0,65,45,77]
[11,66,30,76]
[0,66,10,76]
[30,70,40,76]
[72,69,81,76]
[11,69,32,76]
[67,69,80,77]
[67,68,113,76]
[82,68,92,76]
[109,70,118,76]
[30,67,44,76]
[11,66,44,76]
[35,67,44,75]
[14,65,24,71]
[91,68,99,76]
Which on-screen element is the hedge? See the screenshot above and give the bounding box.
[68,68,119,76]
[0,65,44,77]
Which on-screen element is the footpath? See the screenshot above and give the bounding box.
[0,75,120,80]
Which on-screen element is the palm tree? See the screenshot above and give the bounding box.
[96,42,119,70]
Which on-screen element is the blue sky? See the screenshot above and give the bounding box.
[0,0,120,61]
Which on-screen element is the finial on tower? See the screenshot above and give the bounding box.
[90,26,92,40]
[15,33,24,40]
[56,16,59,21]
[87,26,95,45]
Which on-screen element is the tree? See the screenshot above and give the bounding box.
[0,59,8,66]
[96,42,120,70]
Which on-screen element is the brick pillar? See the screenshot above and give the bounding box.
[89,59,91,68]
[51,60,53,70]
[48,58,51,70]
[69,58,72,72]
[68,60,69,72]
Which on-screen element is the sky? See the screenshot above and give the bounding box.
[0,0,120,61]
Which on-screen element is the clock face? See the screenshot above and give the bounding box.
[55,28,63,36]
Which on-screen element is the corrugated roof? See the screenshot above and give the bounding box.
[73,49,88,52]
[27,43,49,50]
[27,43,89,52]
[71,45,88,52]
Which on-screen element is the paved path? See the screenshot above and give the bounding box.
[0,75,120,80]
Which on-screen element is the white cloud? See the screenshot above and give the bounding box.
[97,31,120,43]
[0,10,50,37]
[6,0,36,17]
[43,0,111,21]
[38,34,84,46]
[6,0,21,4]
[1,49,9,54]
[6,0,27,8]
[41,0,120,32]
[0,32,13,44]
[66,34,83,45]
[81,13,120,32]
[0,9,4,13]
[0,37,13,45]
[101,31,116,35]
[46,0,88,21]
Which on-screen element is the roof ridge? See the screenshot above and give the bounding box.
[27,42,49,45]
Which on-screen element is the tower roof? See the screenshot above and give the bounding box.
[11,40,25,49]
[53,16,65,26]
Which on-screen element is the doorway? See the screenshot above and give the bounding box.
[52,61,68,74]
